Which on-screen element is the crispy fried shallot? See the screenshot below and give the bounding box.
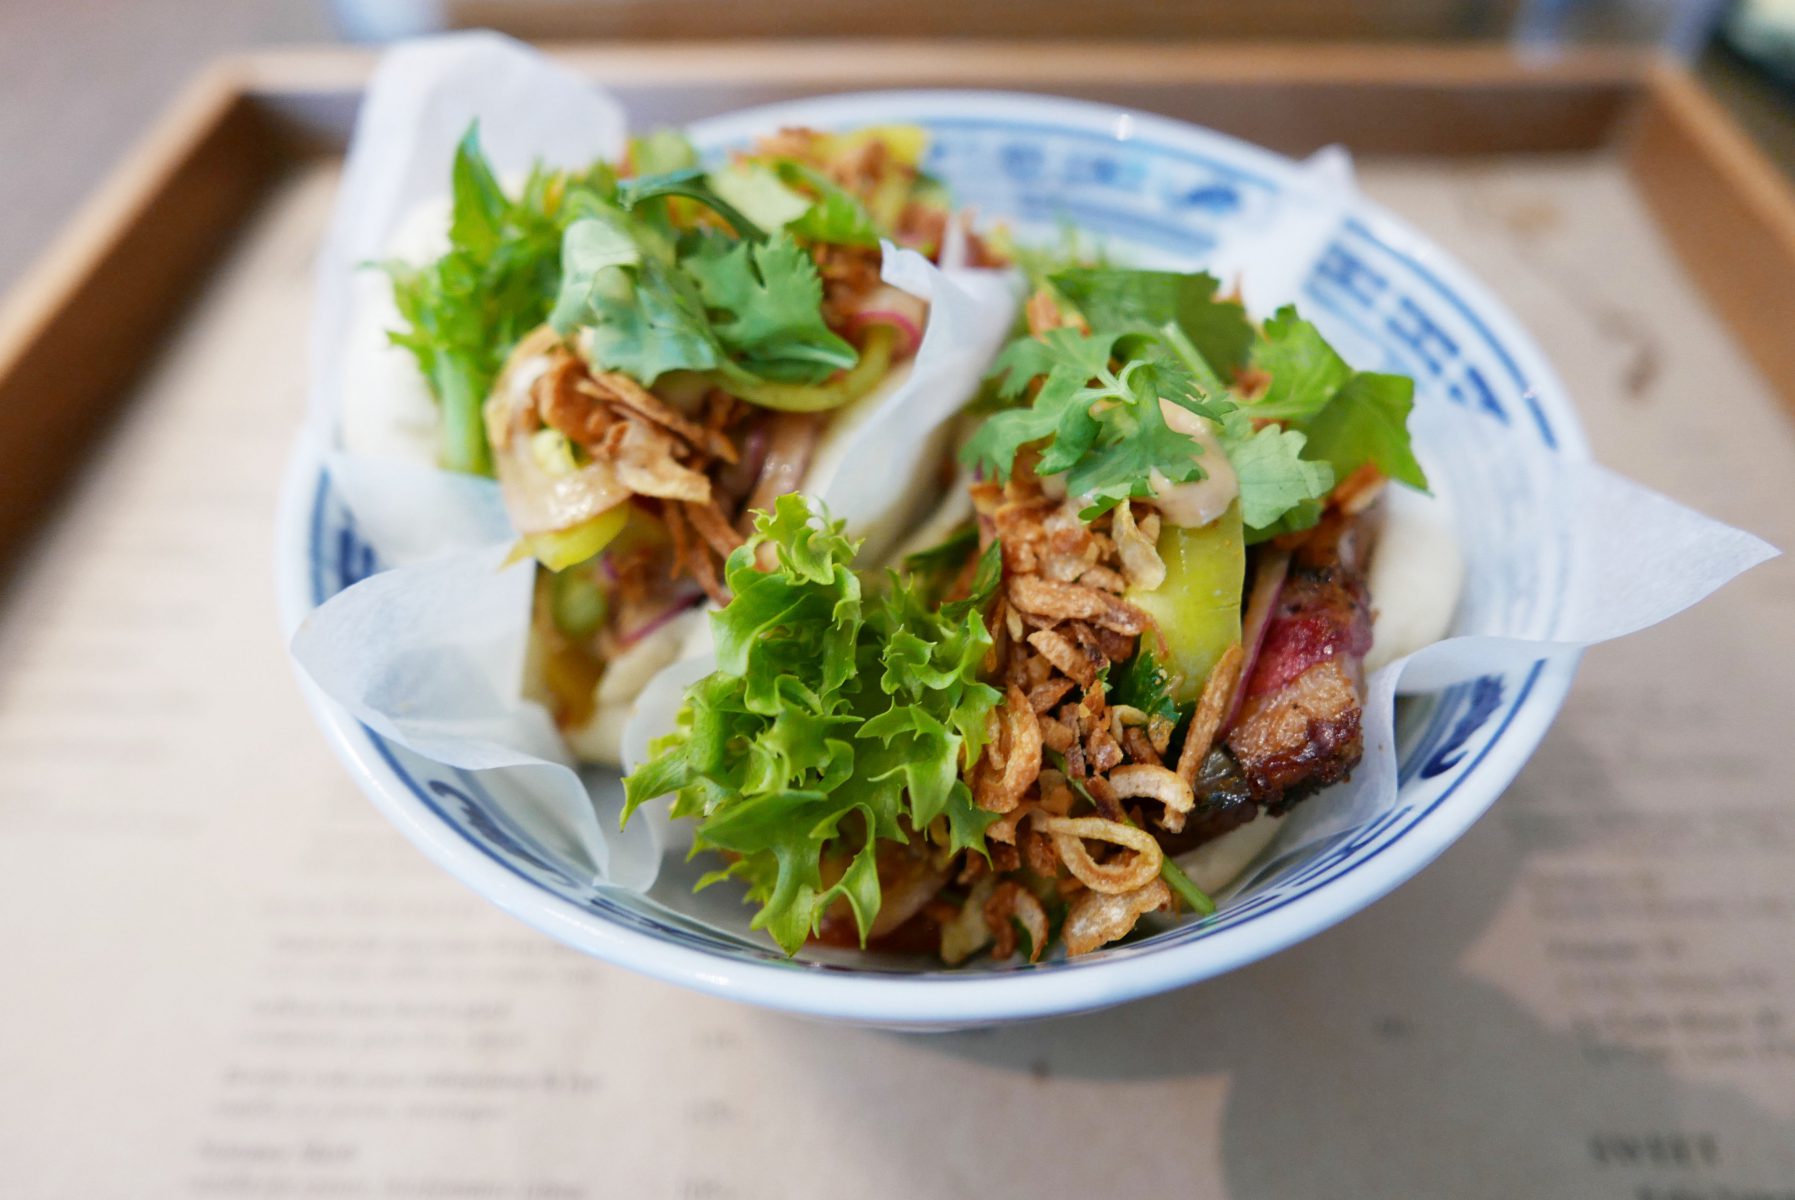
[1108,763,1196,834]
[602,420,712,502]
[1007,576,1147,635]
[1176,641,1245,788]
[1026,628,1098,688]
[1026,676,1077,715]
[1038,814,1164,895]
[940,877,997,966]
[1121,725,1162,767]
[582,370,737,463]
[1111,501,1166,590]
[984,881,1050,963]
[974,687,1042,814]
[986,800,1035,846]
[1062,879,1172,956]
[663,503,727,605]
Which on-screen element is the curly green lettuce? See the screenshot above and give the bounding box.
[621,496,1003,955]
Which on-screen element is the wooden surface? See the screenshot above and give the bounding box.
[4,147,1793,1199]
[3,42,1795,1193]
[243,40,1648,157]
[0,63,283,577]
[0,0,332,298]
[1628,65,1795,420]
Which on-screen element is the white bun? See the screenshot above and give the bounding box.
[338,196,452,468]
[562,608,708,766]
[1175,811,1287,896]
[1364,483,1464,674]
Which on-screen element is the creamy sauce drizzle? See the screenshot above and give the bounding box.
[1148,398,1238,528]
[1039,398,1239,529]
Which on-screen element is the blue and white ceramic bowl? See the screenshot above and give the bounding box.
[278,91,1585,1027]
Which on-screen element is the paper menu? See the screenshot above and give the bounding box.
[2,146,1794,1199]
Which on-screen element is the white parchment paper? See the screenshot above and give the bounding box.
[289,34,1020,890]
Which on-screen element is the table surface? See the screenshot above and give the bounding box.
[0,138,1792,1195]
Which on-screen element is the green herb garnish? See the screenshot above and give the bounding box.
[1109,643,1186,728]
[383,122,930,475]
[961,267,1427,541]
[383,124,617,475]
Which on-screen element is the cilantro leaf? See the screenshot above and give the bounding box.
[977,264,1428,535]
[1248,497,1325,543]
[579,256,723,383]
[1051,268,1254,379]
[1302,371,1429,491]
[684,232,859,384]
[1061,358,1220,519]
[1247,306,1351,422]
[622,496,1002,956]
[964,328,1226,520]
[1110,643,1186,727]
[1216,409,1336,532]
[1241,307,1429,493]
[546,210,642,334]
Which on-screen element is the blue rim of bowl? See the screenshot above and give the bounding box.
[278,90,1587,1025]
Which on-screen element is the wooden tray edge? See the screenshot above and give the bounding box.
[0,60,283,577]
[1626,67,1795,419]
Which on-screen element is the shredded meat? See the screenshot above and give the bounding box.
[681,500,745,561]
[584,371,738,463]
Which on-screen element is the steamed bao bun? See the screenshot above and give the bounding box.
[340,197,453,470]
[339,200,944,767]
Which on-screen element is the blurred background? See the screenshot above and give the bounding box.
[4,0,1795,296]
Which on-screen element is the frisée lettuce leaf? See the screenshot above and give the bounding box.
[383,124,618,475]
[621,497,1002,955]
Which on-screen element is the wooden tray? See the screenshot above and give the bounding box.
[6,45,1795,1194]
[1,43,1794,574]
